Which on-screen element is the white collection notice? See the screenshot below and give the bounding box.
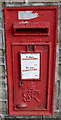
[21,53,40,79]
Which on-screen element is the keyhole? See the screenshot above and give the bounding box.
[20,81,23,86]
[28,45,34,51]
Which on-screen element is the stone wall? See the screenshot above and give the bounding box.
[0,0,61,119]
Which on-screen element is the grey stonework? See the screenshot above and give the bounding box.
[0,0,61,119]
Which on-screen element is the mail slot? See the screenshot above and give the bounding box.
[13,22,50,35]
[4,6,58,115]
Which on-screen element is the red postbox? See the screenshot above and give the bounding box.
[4,6,58,115]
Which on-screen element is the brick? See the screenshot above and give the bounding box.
[0,66,5,78]
[0,57,3,64]
[2,90,7,99]
[0,10,2,19]
[0,0,61,2]
[0,2,3,9]
[0,50,3,56]
[11,0,24,2]
[59,49,61,57]
[0,80,6,89]
[54,44,59,111]
[3,0,24,2]
[0,81,2,88]
[59,26,61,40]
[54,82,59,110]
[56,44,59,79]
[29,0,61,2]
[59,7,61,20]
[59,97,61,112]
[58,31,60,41]
[0,66,3,72]
[2,80,7,88]
[0,20,2,28]
[0,101,2,113]
[0,31,2,47]
[0,101,7,113]
[1,101,7,113]
[59,64,61,79]
[0,89,2,99]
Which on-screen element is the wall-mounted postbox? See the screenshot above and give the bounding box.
[4,6,58,115]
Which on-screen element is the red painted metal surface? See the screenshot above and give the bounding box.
[4,6,58,115]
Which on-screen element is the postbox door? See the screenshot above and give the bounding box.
[12,44,49,110]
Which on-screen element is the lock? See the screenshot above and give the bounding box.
[20,81,24,86]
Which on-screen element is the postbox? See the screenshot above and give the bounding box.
[4,6,58,115]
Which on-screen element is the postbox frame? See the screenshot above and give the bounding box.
[4,6,58,115]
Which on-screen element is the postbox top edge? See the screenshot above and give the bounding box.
[4,6,58,11]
